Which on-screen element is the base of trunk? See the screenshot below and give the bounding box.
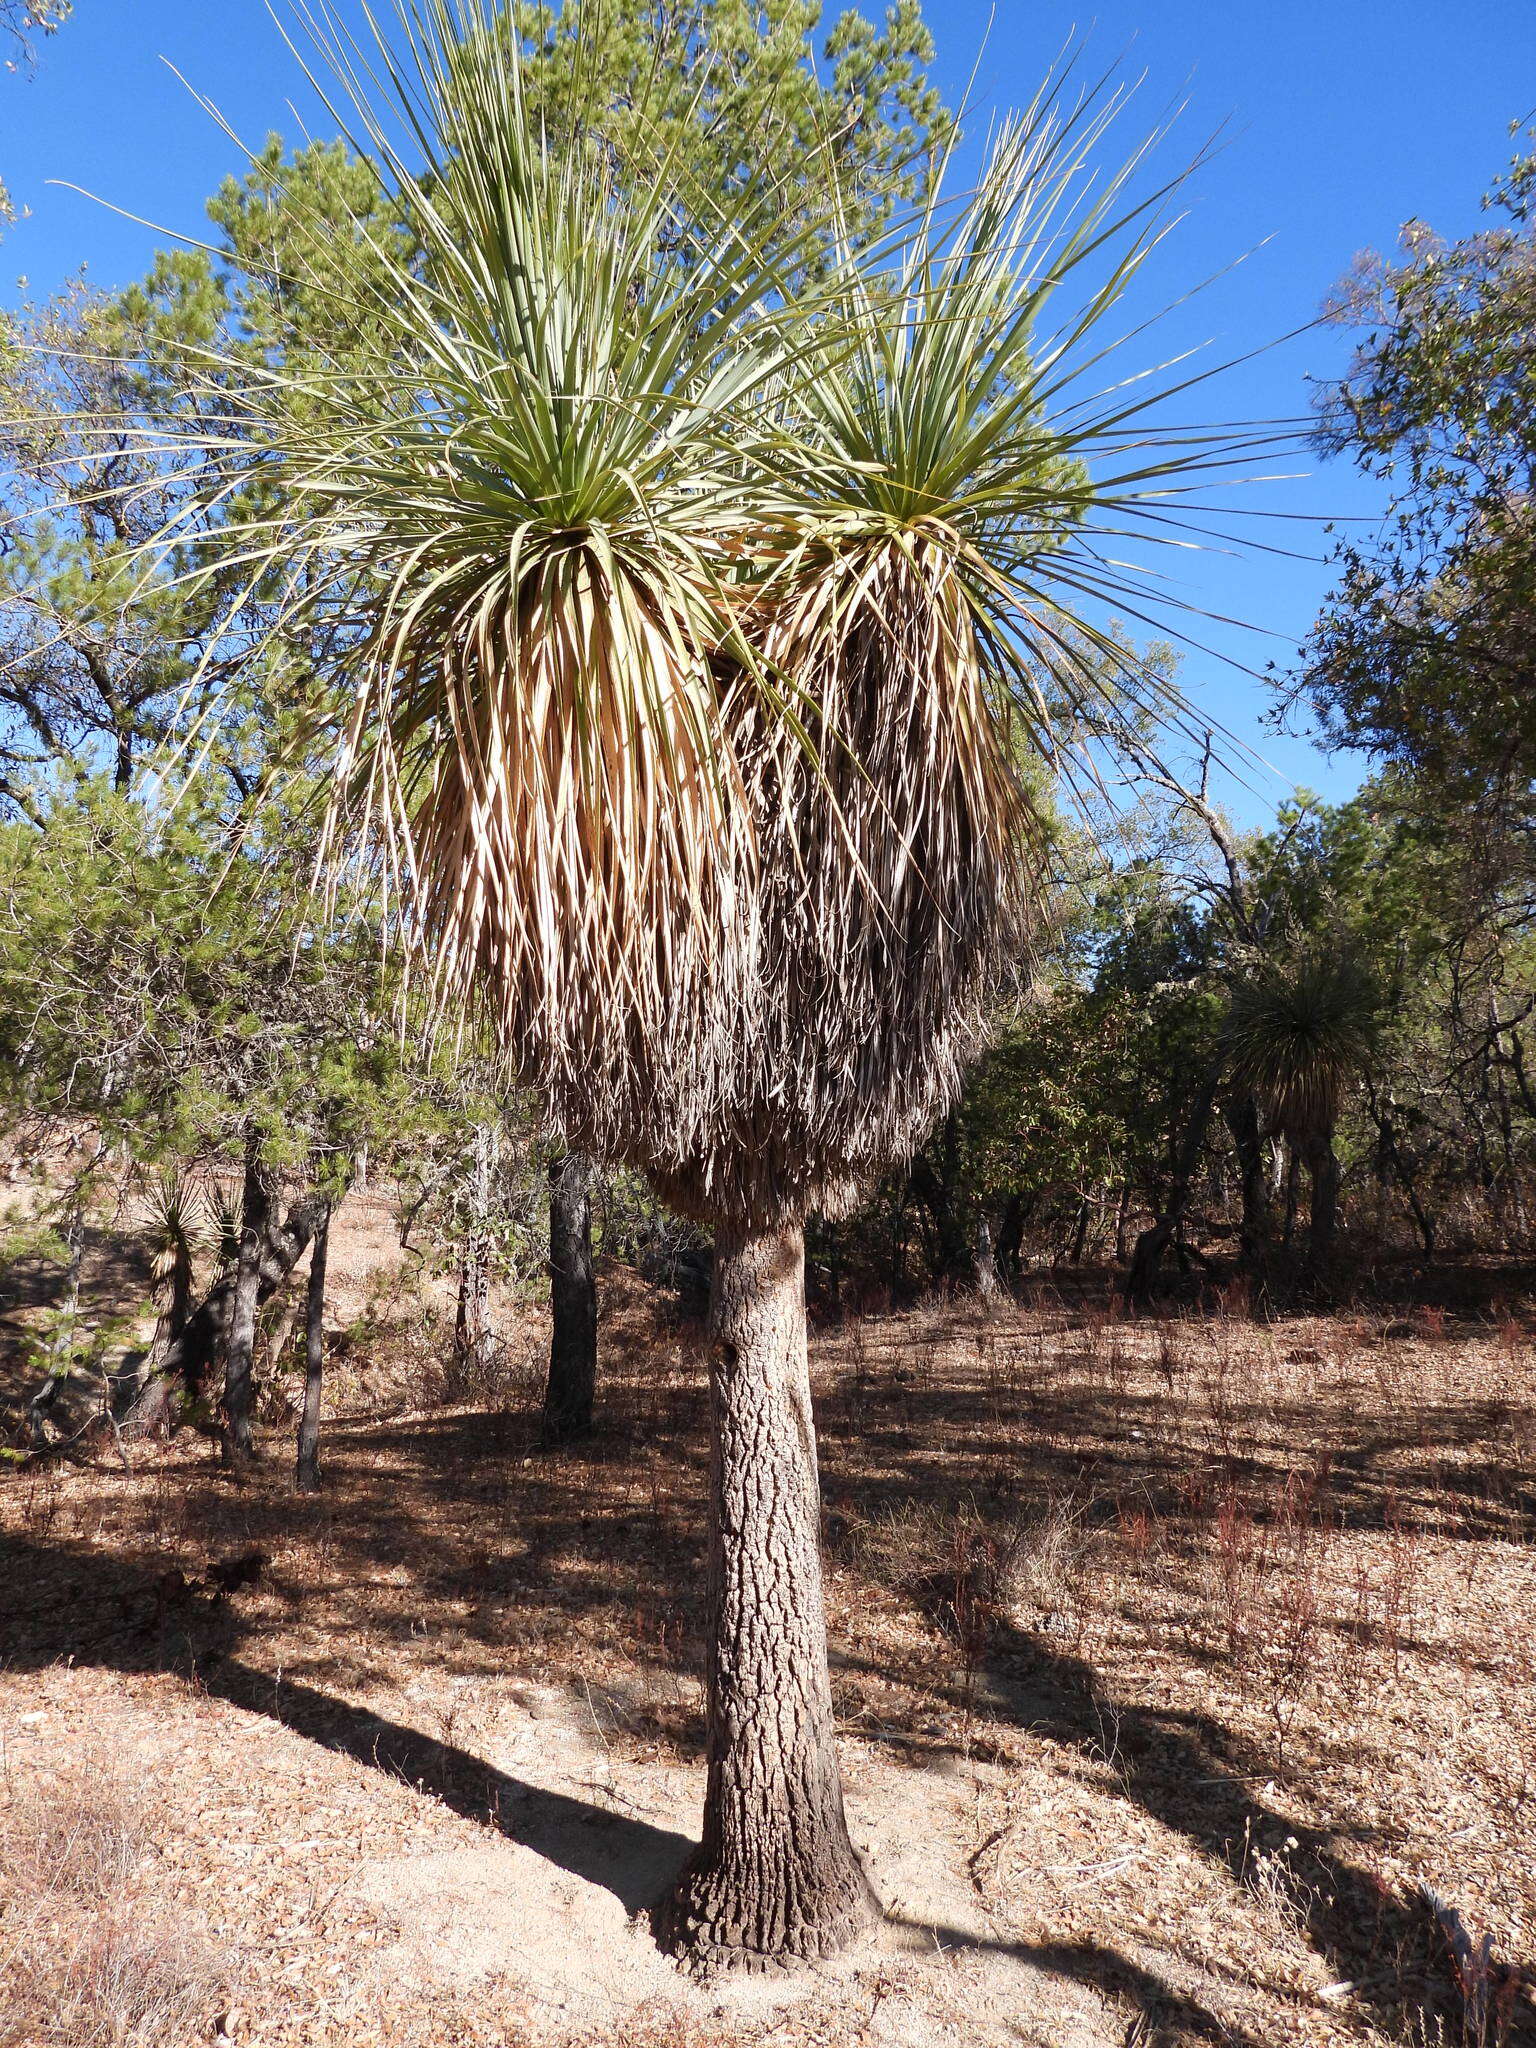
[656,1843,879,1976]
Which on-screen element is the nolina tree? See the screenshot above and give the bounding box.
[1226,946,1380,1260]
[134,1,1267,1969]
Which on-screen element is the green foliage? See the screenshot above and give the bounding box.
[1302,135,1536,817]
[0,266,238,815]
[510,0,949,255]
[0,779,410,1177]
[20,1298,138,1387]
[0,1209,71,1271]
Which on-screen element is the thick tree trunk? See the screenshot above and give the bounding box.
[995,1192,1026,1285]
[1224,1094,1271,1265]
[541,1152,597,1445]
[1305,1133,1340,1262]
[150,1242,194,1377]
[222,1138,271,1466]
[119,1192,328,1439]
[658,1220,878,1972]
[295,1203,330,1492]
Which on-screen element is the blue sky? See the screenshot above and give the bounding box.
[4,1,1533,824]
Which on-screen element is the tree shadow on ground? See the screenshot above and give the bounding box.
[4,1522,1273,2045]
[0,1527,691,1916]
[901,1921,1271,2047]
[970,1616,1507,2047]
[5,1286,1532,2044]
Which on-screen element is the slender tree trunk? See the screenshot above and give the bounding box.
[448,1122,498,1401]
[451,1246,493,1398]
[1224,1095,1270,1265]
[542,1151,597,1445]
[658,1219,878,1972]
[1126,1076,1219,1309]
[1370,1098,1437,1258]
[1068,1195,1091,1265]
[295,1203,330,1492]
[996,1192,1026,1285]
[1373,1118,1392,1243]
[1494,1065,1525,1244]
[972,1212,999,1300]
[1281,1146,1301,1248]
[1113,1186,1132,1266]
[222,1137,271,1466]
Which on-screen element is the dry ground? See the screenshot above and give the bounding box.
[2,1190,1534,2047]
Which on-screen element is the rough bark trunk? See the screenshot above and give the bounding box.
[657,1220,878,1972]
[995,1192,1026,1286]
[541,1151,597,1446]
[972,1213,999,1300]
[447,1122,499,1401]
[222,1138,270,1466]
[150,1242,194,1377]
[295,1203,330,1492]
[1068,1195,1091,1265]
[116,1232,195,1418]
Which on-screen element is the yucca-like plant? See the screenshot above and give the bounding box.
[1225,949,1379,1143]
[142,1171,204,1371]
[128,0,1277,1969]
[1225,946,1379,1256]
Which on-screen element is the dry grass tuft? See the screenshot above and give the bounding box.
[0,1770,229,2048]
[32,1908,228,2048]
[993,1492,1097,1628]
[0,1770,148,1897]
